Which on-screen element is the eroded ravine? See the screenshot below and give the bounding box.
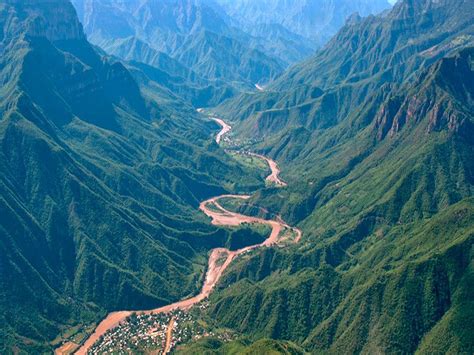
[72,116,301,355]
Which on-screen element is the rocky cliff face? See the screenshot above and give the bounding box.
[1,0,150,128]
[375,47,474,140]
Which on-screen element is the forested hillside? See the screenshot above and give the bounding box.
[205,0,474,353]
[0,0,264,352]
[218,0,473,140]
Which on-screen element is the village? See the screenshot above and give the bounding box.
[88,303,234,354]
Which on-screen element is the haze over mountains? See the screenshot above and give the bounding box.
[1,0,473,354]
[215,0,392,47]
[71,0,391,104]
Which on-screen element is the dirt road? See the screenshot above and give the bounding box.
[163,317,175,354]
[55,341,79,355]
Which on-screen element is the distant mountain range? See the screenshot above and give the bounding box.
[71,0,392,105]
[219,0,474,140]
[215,0,392,47]
[72,0,284,89]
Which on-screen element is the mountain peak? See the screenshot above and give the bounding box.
[4,0,85,42]
[346,12,363,25]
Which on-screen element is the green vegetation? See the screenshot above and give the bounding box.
[225,224,271,251]
[228,151,270,174]
[208,199,473,353]
[218,196,281,222]
[0,1,264,352]
[176,337,306,354]
[206,0,474,353]
[217,0,474,142]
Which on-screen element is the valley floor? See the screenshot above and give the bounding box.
[57,115,301,354]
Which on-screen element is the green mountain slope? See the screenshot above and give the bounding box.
[241,23,316,66]
[217,0,474,140]
[176,337,306,354]
[201,1,474,353]
[209,197,473,353]
[171,28,282,86]
[0,0,264,352]
[173,45,474,353]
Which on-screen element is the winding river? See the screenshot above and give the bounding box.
[68,115,301,355]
